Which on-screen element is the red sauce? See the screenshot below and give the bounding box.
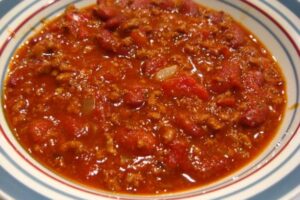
[3,0,286,194]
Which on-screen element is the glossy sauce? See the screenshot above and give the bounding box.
[3,0,286,194]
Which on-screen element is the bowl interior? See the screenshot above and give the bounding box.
[0,0,299,199]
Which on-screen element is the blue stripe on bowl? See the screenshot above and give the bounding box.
[278,0,300,18]
[0,1,88,199]
[0,146,85,200]
[262,0,300,34]
[0,166,49,200]
[0,0,299,199]
[250,165,300,200]
[218,145,300,200]
[0,1,39,34]
[0,0,20,19]
[196,0,300,198]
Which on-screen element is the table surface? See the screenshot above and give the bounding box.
[0,0,299,200]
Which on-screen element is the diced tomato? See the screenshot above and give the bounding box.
[97,29,124,53]
[166,138,190,169]
[65,7,84,22]
[97,29,117,51]
[96,3,125,30]
[192,84,210,100]
[124,87,147,108]
[174,113,206,136]
[131,0,152,9]
[114,128,156,154]
[208,11,224,24]
[7,68,30,87]
[95,5,125,30]
[162,75,209,100]
[227,24,246,48]
[105,15,125,30]
[243,70,264,93]
[118,0,130,7]
[228,65,241,88]
[96,4,119,20]
[90,101,110,123]
[158,0,176,10]
[210,60,242,93]
[131,29,148,47]
[65,6,89,38]
[142,57,168,76]
[240,104,268,127]
[59,115,89,138]
[240,70,266,127]
[200,29,210,40]
[210,81,230,94]
[28,119,53,143]
[102,71,118,82]
[217,97,236,107]
[219,46,231,58]
[76,25,89,39]
[179,0,199,16]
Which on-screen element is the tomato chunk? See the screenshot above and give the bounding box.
[162,75,209,100]
[217,97,236,107]
[179,0,199,16]
[105,15,125,30]
[28,119,53,143]
[96,0,103,4]
[96,4,119,20]
[227,24,247,48]
[243,70,264,93]
[240,104,268,127]
[131,29,148,47]
[142,57,168,77]
[59,115,89,138]
[207,11,225,24]
[131,0,152,9]
[97,29,124,53]
[211,60,242,93]
[124,87,147,108]
[158,0,176,10]
[65,6,89,38]
[7,68,31,87]
[166,139,190,169]
[114,129,156,154]
[174,113,206,136]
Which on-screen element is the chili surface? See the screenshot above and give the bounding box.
[3,0,286,194]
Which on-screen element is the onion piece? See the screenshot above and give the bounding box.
[154,65,178,81]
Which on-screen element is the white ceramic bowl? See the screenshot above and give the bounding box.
[0,0,299,199]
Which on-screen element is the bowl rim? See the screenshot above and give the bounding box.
[0,0,299,199]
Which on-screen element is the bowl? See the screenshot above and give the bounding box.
[0,0,299,199]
